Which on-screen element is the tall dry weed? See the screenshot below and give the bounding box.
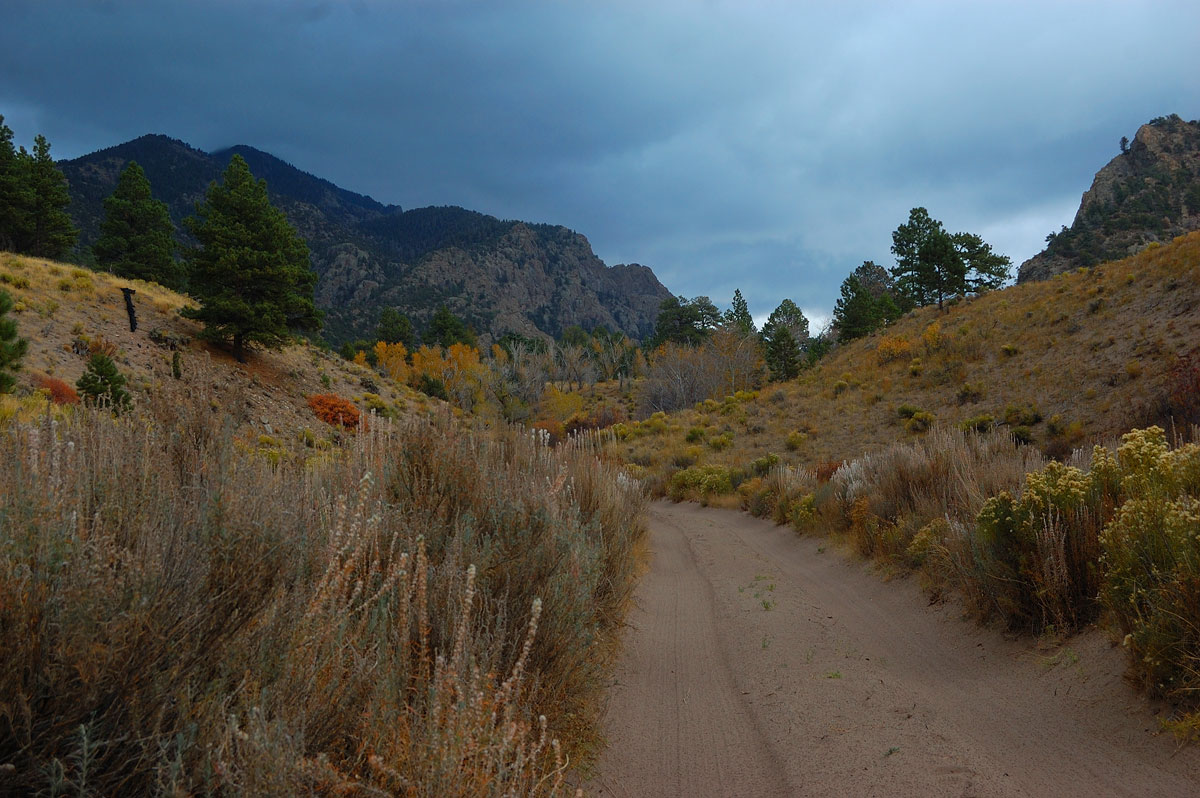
[0,386,644,795]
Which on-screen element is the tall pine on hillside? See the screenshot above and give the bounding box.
[94,161,181,288]
[724,289,756,335]
[760,299,808,382]
[0,116,33,253]
[891,207,1010,312]
[184,155,321,362]
[23,134,78,259]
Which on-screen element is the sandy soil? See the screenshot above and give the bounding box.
[589,501,1200,797]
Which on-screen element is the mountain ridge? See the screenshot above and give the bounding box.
[58,135,672,344]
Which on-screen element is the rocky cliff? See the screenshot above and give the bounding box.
[60,136,672,344]
[1018,114,1200,282]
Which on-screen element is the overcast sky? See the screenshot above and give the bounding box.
[3,1,1197,328]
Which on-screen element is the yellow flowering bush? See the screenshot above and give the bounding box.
[1100,430,1200,701]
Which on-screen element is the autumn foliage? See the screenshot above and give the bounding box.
[32,373,79,405]
[307,392,363,430]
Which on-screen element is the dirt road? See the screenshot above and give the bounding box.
[589,501,1200,797]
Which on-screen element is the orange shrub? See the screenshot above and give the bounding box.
[876,335,912,364]
[33,373,79,405]
[307,393,363,430]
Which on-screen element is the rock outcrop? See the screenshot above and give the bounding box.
[1018,114,1200,282]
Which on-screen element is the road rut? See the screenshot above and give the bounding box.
[589,501,1200,797]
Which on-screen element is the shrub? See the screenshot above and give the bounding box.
[905,411,935,433]
[750,453,781,476]
[685,426,706,443]
[307,392,362,430]
[668,464,740,501]
[956,382,984,405]
[960,414,995,433]
[1003,404,1043,427]
[908,357,923,377]
[876,335,912,364]
[785,430,807,450]
[708,432,733,450]
[1011,426,1034,445]
[1099,428,1200,702]
[832,380,849,396]
[896,404,920,419]
[1000,343,1020,357]
[0,403,644,794]
[362,392,395,419]
[921,321,943,353]
[32,373,79,405]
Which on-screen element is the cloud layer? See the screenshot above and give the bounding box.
[3,0,1197,325]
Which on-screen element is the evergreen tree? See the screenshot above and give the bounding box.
[763,324,800,382]
[76,353,130,411]
[0,289,28,394]
[648,295,721,347]
[0,116,32,253]
[375,306,416,349]
[426,305,476,349]
[724,289,756,335]
[760,299,808,381]
[94,161,181,288]
[183,155,321,362]
[832,269,901,343]
[22,134,78,259]
[891,208,1010,311]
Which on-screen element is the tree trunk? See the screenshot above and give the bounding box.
[233,333,245,363]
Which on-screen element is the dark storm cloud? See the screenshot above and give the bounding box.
[2,0,1198,324]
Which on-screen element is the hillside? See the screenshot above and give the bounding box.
[58,135,672,345]
[1019,114,1200,281]
[616,231,1200,482]
[0,249,427,447]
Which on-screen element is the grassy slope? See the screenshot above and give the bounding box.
[616,232,1200,483]
[0,250,434,442]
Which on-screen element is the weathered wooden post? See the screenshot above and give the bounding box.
[121,287,137,332]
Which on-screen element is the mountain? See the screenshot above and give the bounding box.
[58,135,672,344]
[1018,114,1200,282]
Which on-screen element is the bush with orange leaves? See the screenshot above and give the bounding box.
[875,334,912,364]
[32,373,79,405]
[307,392,363,430]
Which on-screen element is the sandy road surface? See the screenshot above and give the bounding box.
[589,501,1200,797]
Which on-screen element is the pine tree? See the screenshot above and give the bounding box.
[375,306,416,348]
[0,115,33,253]
[0,289,28,394]
[724,289,756,335]
[76,353,130,411]
[891,208,1010,312]
[183,155,321,362]
[763,324,800,382]
[94,161,181,288]
[22,134,78,259]
[426,305,476,348]
[760,299,808,381]
[832,270,901,343]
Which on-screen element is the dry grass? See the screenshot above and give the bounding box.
[0,378,645,794]
[0,251,433,455]
[610,232,1200,483]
